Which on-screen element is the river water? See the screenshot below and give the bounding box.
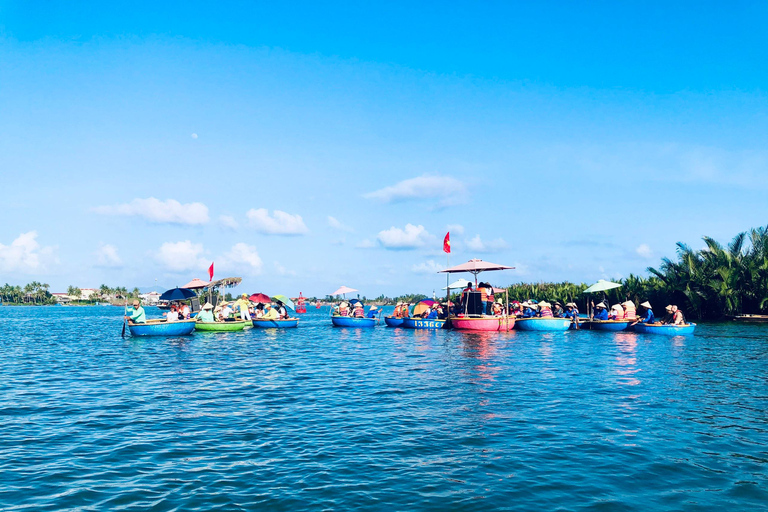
[0,306,766,510]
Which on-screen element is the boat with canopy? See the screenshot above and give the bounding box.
[329,286,377,327]
[439,259,515,331]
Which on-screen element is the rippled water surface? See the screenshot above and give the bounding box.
[1,306,766,510]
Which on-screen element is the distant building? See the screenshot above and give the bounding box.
[52,293,71,303]
[79,288,98,300]
[140,291,161,306]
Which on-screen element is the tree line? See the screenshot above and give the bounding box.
[499,225,768,320]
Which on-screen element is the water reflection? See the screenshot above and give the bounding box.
[614,333,641,386]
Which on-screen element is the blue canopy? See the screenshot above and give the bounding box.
[159,287,197,301]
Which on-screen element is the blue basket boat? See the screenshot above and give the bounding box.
[384,316,405,327]
[251,318,299,328]
[515,317,572,331]
[127,319,196,336]
[633,323,696,335]
[402,318,447,330]
[331,316,377,327]
[588,320,633,332]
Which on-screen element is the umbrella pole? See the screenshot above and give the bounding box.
[505,289,509,331]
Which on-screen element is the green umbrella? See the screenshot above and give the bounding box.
[272,294,296,310]
[582,280,622,294]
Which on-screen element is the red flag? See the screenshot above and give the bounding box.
[208,262,214,281]
[443,232,451,253]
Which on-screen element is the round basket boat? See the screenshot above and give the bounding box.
[402,318,447,330]
[128,319,196,336]
[251,318,299,328]
[587,320,634,332]
[384,316,405,327]
[632,323,696,335]
[331,316,376,328]
[515,317,572,332]
[449,315,515,332]
[195,320,248,332]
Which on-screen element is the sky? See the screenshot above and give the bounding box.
[1,1,766,297]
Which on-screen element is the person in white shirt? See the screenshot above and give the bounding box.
[218,304,233,321]
[165,305,178,322]
[180,303,191,319]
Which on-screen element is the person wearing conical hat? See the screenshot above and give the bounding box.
[539,301,553,318]
[622,300,636,320]
[197,302,215,322]
[592,301,609,321]
[522,301,536,318]
[609,303,625,321]
[552,301,564,318]
[660,305,674,324]
[637,301,655,324]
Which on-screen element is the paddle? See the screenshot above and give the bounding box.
[121,303,127,337]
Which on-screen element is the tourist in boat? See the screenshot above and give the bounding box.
[562,303,577,319]
[338,301,350,317]
[672,305,685,325]
[492,299,504,316]
[366,305,378,318]
[352,302,365,318]
[402,304,411,318]
[275,300,289,319]
[235,294,251,321]
[660,305,674,324]
[254,303,265,318]
[552,302,564,318]
[637,301,655,323]
[263,304,280,320]
[125,299,146,324]
[180,302,191,319]
[539,302,554,318]
[592,302,609,320]
[622,301,637,320]
[522,301,536,318]
[218,303,233,321]
[511,301,523,317]
[197,302,215,322]
[480,283,494,314]
[165,304,178,322]
[425,304,439,319]
[460,282,474,311]
[608,304,624,320]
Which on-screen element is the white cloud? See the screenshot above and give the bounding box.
[274,261,296,276]
[95,243,123,268]
[155,241,208,272]
[191,133,198,139]
[446,224,465,235]
[219,243,263,276]
[465,235,508,253]
[356,239,376,249]
[411,259,446,274]
[0,231,58,274]
[94,198,209,225]
[246,208,308,235]
[328,216,354,232]
[377,224,436,250]
[364,175,467,208]
[636,243,653,259]
[219,215,239,230]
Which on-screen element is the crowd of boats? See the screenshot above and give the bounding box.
[122,259,696,337]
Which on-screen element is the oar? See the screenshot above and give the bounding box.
[121,303,127,337]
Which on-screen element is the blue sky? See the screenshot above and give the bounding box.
[1,1,766,297]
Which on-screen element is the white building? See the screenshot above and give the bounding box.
[140,291,161,306]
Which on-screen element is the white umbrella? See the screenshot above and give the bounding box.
[443,278,471,290]
[582,280,622,294]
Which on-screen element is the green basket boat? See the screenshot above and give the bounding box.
[195,320,248,332]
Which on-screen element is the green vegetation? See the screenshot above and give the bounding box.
[500,226,768,320]
[0,282,54,304]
